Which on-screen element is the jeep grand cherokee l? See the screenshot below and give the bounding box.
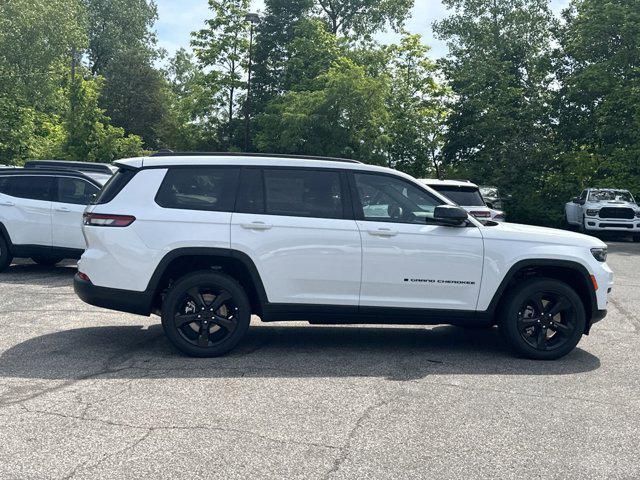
[74,153,613,360]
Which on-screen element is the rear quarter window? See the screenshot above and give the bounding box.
[155,167,240,212]
[94,169,137,205]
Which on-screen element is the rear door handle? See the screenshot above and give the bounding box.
[368,228,398,237]
[0,201,15,206]
[241,222,272,230]
[55,206,71,212]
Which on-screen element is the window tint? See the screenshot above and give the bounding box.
[431,186,485,206]
[354,173,441,224]
[236,168,265,214]
[262,169,344,219]
[57,177,100,205]
[155,167,240,212]
[0,176,52,201]
[94,168,136,204]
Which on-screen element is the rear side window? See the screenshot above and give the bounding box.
[155,167,240,212]
[431,186,485,207]
[94,169,136,205]
[263,169,344,219]
[0,176,52,201]
[57,177,100,205]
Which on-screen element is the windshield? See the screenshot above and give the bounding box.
[431,186,486,206]
[589,190,635,203]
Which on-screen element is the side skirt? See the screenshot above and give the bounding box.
[10,244,84,260]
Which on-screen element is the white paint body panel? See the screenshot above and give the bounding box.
[51,201,87,250]
[0,192,52,246]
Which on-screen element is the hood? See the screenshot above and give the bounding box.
[586,200,638,209]
[481,222,606,248]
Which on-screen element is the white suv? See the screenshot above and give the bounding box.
[74,154,613,360]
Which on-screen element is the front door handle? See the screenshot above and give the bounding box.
[55,206,71,212]
[368,228,398,237]
[241,222,272,230]
[0,200,15,207]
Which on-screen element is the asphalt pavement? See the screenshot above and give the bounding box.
[0,241,639,479]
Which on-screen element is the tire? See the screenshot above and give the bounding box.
[578,216,586,234]
[633,235,640,243]
[499,278,586,360]
[0,235,12,272]
[31,256,64,267]
[161,270,251,357]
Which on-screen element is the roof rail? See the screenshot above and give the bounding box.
[148,150,363,164]
[24,160,115,174]
[0,168,101,185]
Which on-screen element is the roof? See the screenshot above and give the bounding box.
[149,151,363,164]
[24,160,117,174]
[418,178,479,188]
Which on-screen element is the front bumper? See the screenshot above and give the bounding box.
[74,273,153,316]
[584,218,640,232]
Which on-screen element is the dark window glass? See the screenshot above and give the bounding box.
[57,177,100,205]
[236,168,265,214]
[354,173,441,224]
[155,167,240,212]
[94,169,137,205]
[431,186,485,206]
[0,177,9,194]
[263,169,344,219]
[0,176,52,201]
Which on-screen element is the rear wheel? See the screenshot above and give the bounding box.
[31,256,64,267]
[499,278,586,360]
[0,236,12,272]
[161,271,251,357]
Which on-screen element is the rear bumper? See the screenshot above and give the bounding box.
[74,273,152,316]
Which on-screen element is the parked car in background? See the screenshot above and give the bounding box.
[480,186,506,210]
[419,179,506,222]
[566,188,640,241]
[0,168,103,271]
[25,160,115,185]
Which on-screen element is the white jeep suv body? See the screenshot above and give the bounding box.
[419,179,506,222]
[565,188,640,240]
[74,154,612,360]
[0,169,103,270]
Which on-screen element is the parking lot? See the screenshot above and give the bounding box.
[0,241,638,479]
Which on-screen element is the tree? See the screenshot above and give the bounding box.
[256,58,389,162]
[555,0,640,198]
[100,48,169,149]
[83,0,158,75]
[192,0,251,149]
[315,0,413,37]
[434,0,557,224]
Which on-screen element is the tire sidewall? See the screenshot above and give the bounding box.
[0,235,11,272]
[161,270,252,357]
[501,278,586,360]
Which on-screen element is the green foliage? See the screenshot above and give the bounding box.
[316,0,413,36]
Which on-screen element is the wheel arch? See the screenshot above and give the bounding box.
[146,248,268,316]
[487,259,597,330]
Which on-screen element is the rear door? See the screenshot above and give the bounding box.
[230,167,361,306]
[0,175,53,247]
[51,176,101,250]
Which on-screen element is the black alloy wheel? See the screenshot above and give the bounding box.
[500,278,586,360]
[161,271,251,357]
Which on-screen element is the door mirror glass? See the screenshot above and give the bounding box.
[433,205,468,226]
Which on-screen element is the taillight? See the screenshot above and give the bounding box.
[77,272,91,282]
[470,211,491,218]
[83,213,136,227]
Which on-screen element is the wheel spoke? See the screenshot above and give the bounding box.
[550,320,572,335]
[212,315,236,332]
[210,291,232,312]
[530,293,546,315]
[174,313,200,328]
[536,326,548,349]
[198,322,210,347]
[546,297,571,317]
[518,317,540,329]
[187,287,206,309]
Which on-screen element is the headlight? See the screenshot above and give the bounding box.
[591,247,607,262]
[635,210,640,218]
[586,209,600,216]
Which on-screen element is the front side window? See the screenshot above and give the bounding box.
[57,177,100,205]
[156,167,240,212]
[0,176,52,201]
[261,169,345,219]
[354,173,441,224]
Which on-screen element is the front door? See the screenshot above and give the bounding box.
[351,172,484,311]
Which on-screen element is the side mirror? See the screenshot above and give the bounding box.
[433,205,468,226]
[572,197,580,203]
[485,201,494,209]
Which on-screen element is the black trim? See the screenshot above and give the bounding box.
[148,151,363,164]
[10,245,84,260]
[24,160,115,174]
[74,274,153,316]
[0,169,102,189]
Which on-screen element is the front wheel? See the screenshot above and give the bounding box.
[499,278,586,360]
[633,235,640,243]
[161,271,251,357]
[0,236,12,272]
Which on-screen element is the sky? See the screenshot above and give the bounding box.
[155,0,571,60]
